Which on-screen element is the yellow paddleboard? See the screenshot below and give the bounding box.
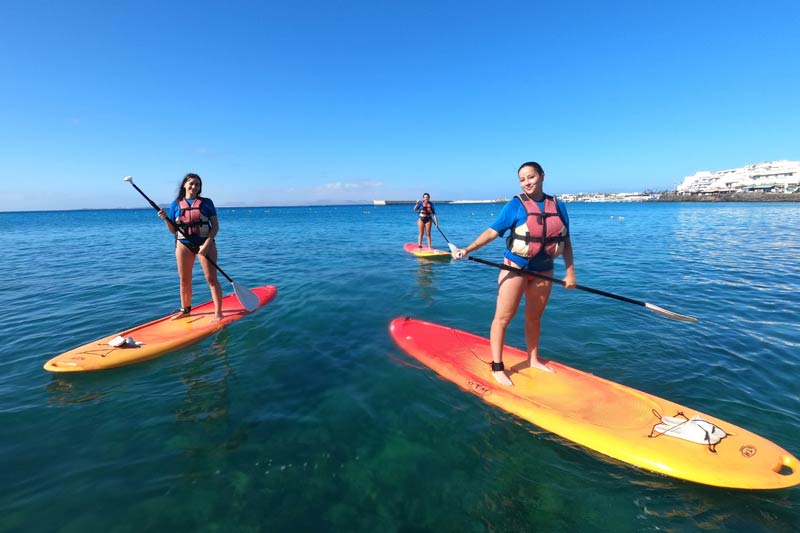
[44,285,277,372]
[389,317,799,489]
[403,242,451,260]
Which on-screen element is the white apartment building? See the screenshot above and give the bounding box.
[677,160,800,194]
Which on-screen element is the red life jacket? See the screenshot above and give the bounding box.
[175,198,211,238]
[506,194,567,258]
[418,200,433,218]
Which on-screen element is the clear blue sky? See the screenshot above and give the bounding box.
[2,1,799,210]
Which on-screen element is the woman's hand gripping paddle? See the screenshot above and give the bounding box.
[123,176,260,312]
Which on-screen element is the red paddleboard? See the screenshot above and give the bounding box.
[389,317,800,489]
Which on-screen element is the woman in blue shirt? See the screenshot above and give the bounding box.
[157,173,224,322]
[413,192,439,248]
[454,162,577,386]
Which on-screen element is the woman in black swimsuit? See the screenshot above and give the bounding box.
[413,192,439,248]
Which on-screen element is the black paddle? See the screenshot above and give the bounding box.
[123,176,260,312]
[434,223,460,255]
[466,255,698,323]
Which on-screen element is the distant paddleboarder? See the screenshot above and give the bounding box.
[413,192,439,248]
[454,162,577,386]
[157,173,224,322]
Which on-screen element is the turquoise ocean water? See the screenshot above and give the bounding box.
[1,202,799,532]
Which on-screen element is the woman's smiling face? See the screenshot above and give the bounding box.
[518,165,544,197]
[183,177,202,198]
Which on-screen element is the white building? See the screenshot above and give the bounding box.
[677,160,800,194]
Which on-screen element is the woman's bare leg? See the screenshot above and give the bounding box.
[524,271,554,372]
[489,268,526,386]
[198,240,224,321]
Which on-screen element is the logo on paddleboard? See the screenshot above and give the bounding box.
[467,380,490,396]
[739,445,757,458]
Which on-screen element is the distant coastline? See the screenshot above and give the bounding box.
[654,192,800,203]
[4,193,799,214]
[559,191,800,203]
[372,199,507,205]
[373,192,800,205]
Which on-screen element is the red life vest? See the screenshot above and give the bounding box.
[418,200,433,218]
[175,198,211,238]
[506,194,567,258]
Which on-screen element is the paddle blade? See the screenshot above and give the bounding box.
[233,282,260,312]
[447,243,459,257]
[645,302,699,323]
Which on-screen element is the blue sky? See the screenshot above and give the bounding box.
[2,1,799,210]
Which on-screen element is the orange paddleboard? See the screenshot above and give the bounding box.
[403,242,451,260]
[389,317,799,489]
[44,285,277,372]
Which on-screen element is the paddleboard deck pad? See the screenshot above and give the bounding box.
[44,285,277,372]
[403,242,451,259]
[389,317,799,489]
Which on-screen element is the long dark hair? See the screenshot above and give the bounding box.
[176,173,202,201]
[518,162,545,176]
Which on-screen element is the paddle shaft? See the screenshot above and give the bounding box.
[468,256,650,308]
[435,223,452,244]
[127,180,235,284]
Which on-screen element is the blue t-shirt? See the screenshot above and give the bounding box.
[489,195,570,272]
[168,197,217,244]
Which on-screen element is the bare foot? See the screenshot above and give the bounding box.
[170,310,190,321]
[210,314,224,323]
[492,370,514,386]
[529,360,555,373]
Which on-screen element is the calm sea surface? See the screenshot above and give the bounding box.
[1,202,799,532]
